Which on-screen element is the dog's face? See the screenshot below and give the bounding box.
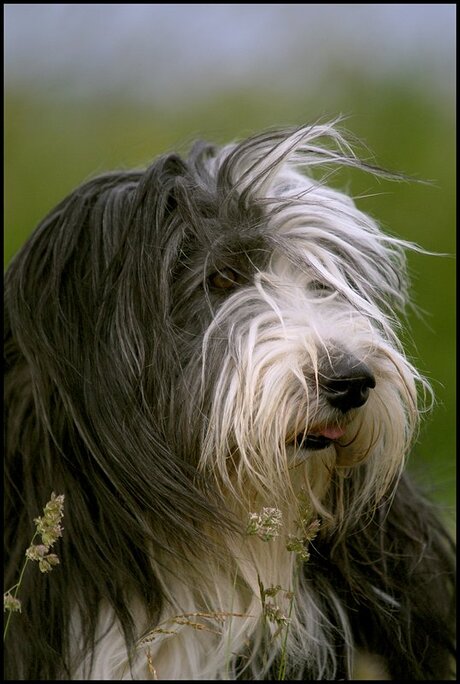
[126,124,427,527]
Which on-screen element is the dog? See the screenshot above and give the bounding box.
[4,120,455,680]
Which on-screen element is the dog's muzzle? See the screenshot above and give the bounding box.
[319,350,376,413]
[292,350,376,452]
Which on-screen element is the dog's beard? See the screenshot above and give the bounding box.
[192,262,422,533]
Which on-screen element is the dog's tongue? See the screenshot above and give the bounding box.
[315,426,346,440]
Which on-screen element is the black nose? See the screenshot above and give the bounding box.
[320,353,376,413]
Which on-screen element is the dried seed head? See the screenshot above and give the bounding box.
[3,593,22,613]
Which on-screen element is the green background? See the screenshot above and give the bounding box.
[4,76,455,518]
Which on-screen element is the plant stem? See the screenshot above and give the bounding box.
[3,532,38,641]
[277,582,295,679]
[224,565,240,678]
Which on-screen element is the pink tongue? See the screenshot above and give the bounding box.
[317,426,346,440]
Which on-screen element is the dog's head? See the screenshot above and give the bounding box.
[5,121,430,556]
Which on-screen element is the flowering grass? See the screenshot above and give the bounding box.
[247,494,320,680]
[5,490,319,677]
[3,492,64,641]
[136,497,320,679]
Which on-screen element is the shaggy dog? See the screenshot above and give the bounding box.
[4,121,455,680]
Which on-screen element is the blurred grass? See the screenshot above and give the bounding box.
[4,81,455,514]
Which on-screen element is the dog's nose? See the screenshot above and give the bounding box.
[320,353,376,413]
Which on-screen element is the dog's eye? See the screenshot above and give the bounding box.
[208,267,241,290]
[310,280,332,294]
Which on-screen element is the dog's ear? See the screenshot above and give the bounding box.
[4,169,231,566]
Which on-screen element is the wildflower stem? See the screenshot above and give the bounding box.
[3,532,38,641]
[224,565,239,678]
[277,587,295,680]
[4,493,64,641]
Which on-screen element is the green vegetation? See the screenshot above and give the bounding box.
[4,80,455,512]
